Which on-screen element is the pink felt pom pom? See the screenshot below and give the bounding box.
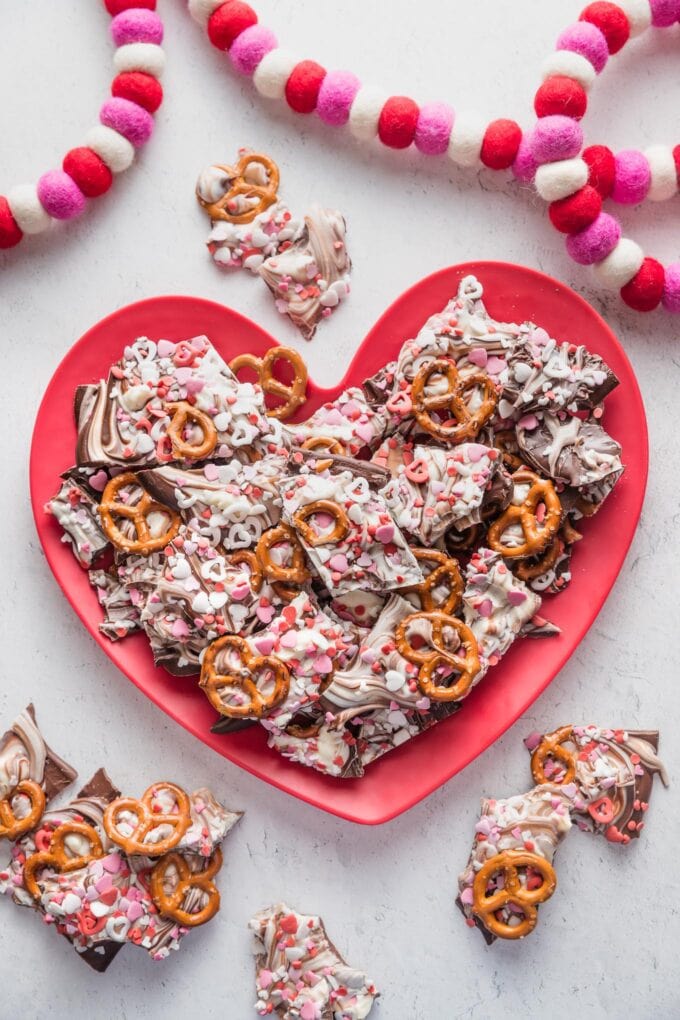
[100,97,154,147]
[316,70,361,126]
[649,0,680,27]
[414,102,455,155]
[556,21,609,73]
[566,212,621,264]
[529,115,583,164]
[512,134,539,183]
[229,24,277,76]
[37,170,86,220]
[111,9,164,46]
[662,262,680,312]
[612,149,651,204]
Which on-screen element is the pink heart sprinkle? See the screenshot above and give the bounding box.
[157,340,176,358]
[507,589,527,606]
[89,470,109,493]
[300,1003,319,1020]
[183,541,198,556]
[280,631,299,649]
[259,970,274,990]
[518,414,539,431]
[231,584,251,602]
[486,356,506,376]
[328,554,348,573]
[256,604,275,625]
[95,875,113,895]
[126,901,144,922]
[204,463,219,481]
[467,347,488,368]
[172,618,190,638]
[375,524,394,544]
[184,377,205,396]
[478,598,493,618]
[466,444,488,463]
[254,636,275,656]
[313,655,333,674]
[174,367,193,385]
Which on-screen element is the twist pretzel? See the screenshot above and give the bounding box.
[164,401,217,461]
[230,346,308,421]
[395,611,480,702]
[446,523,484,554]
[292,500,350,547]
[255,523,310,593]
[103,782,192,857]
[196,152,279,223]
[150,847,222,928]
[0,781,46,841]
[530,725,577,786]
[515,535,564,582]
[300,436,346,456]
[23,822,104,900]
[228,550,264,593]
[401,548,463,616]
[472,850,557,940]
[99,473,181,555]
[200,634,290,720]
[411,359,498,444]
[487,468,562,560]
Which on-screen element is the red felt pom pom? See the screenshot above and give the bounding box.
[112,71,163,113]
[285,60,327,114]
[549,185,602,233]
[583,144,616,198]
[534,76,587,120]
[673,145,680,186]
[105,0,156,14]
[63,148,113,198]
[580,2,630,54]
[208,1,257,51]
[480,119,522,169]
[378,96,420,150]
[0,196,23,249]
[620,257,665,311]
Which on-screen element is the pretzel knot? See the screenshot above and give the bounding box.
[515,533,564,581]
[99,473,181,555]
[164,401,217,461]
[0,781,46,841]
[255,523,311,598]
[228,550,264,594]
[530,725,577,786]
[230,346,308,421]
[395,611,480,702]
[487,468,562,560]
[197,152,280,224]
[401,548,463,616]
[150,847,222,928]
[22,822,104,900]
[411,359,498,444]
[200,634,291,720]
[292,500,350,548]
[103,783,192,857]
[472,850,557,940]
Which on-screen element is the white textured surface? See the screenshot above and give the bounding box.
[1,2,679,1017]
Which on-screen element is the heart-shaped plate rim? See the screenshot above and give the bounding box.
[30,262,647,824]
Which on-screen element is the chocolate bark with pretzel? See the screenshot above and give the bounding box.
[0,768,241,971]
[284,386,389,458]
[46,477,111,568]
[525,725,668,844]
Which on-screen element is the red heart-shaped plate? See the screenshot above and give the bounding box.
[30,262,647,824]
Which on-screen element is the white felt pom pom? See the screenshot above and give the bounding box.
[542,51,597,91]
[447,112,486,168]
[349,87,389,141]
[85,125,135,173]
[187,0,224,27]
[534,157,589,201]
[7,184,52,234]
[114,43,166,78]
[253,49,299,100]
[645,145,677,202]
[593,238,644,289]
[618,0,652,36]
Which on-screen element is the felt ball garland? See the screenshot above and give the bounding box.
[186,0,680,315]
[0,1,165,252]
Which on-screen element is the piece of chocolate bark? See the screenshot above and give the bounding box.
[284,387,389,459]
[525,725,668,844]
[0,704,77,811]
[250,903,378,1018]
[46,478,110,568]
[259,205,351,340]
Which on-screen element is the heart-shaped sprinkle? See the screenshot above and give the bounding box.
[89,469,109,492]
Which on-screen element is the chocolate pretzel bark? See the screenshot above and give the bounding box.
[395,274,523,386]
[250,903,378,1019]
[0,704,77,818]
[280,468,422,597]
[46,478,110,568]
[525,725,668,844]
[284,387,389,458]
[501,326,618,416]
[75,334,283,468]
[381,443,505,545]
[457,786,571,943]
[89,568,142,641]
[1,773,240,970]
[516,413,624,513]
[259,204,351,341]
[139,457,285,550]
